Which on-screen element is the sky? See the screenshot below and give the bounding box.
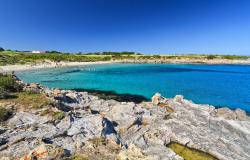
[0,0,250,55]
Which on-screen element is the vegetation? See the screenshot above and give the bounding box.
[0,74,21,98]
[206,55,217,60]
[0,50,249,66]
[0,51,113,65]
[0,91,52,109]
[0,106,12,122]
[14,92,51,109]
[0,74,51,110]
[0,47,4,52]
[168,142,218,160]
[52,111,65,120]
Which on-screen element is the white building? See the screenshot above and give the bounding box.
[31,50,45,54]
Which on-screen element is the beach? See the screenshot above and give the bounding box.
[121,58,250,64]
[1,58,250,73]
[0,60,121,72]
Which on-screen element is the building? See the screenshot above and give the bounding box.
[31,50,45,54]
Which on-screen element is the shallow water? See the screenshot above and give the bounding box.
[16,64,250,112]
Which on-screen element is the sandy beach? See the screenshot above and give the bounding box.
[1,58,250,73]
[121,58,250,65]
[0,60,121,73]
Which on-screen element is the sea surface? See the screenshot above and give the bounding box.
[16,64,250,112]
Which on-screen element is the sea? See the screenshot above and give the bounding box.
[16,63,250,112]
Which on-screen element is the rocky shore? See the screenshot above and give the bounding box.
[0,80,250,160]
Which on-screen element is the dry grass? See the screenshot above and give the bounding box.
[0,91,52,110]
[16,92,51,109]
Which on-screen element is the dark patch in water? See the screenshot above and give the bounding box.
[62,69,81,74]
[94,66,248,75]
[72,88,149,103]
[41,79,67,83]
[49,69,82,76]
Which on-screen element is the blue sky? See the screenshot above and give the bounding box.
[0,0,250,55]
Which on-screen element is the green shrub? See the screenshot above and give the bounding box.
[0,74,15,88]
[0,74,22,99]
[0,87,8,99]
[0,47,4,52]
[0,106,12,122]
[52,111,65,120]
[222,55,248,60]
[206,55,216,60]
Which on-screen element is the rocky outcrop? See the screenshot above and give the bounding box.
[0,88,250,159]
[19,144,66,160]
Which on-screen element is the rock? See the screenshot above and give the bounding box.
[0,157,10,160]
[53,89,62,96]
[173,95,184,103]
[151,93,161,105]
[143,145,184,160]
[7,112,48,128]
[235,109,250,121]
[1,83,250,160]
[76,138,121,160]
[102,118,120,144]
[104,103,137,135]
[23,83,41,93]
[67,114,103,138]
[118,144,156,160]
[53,137,75,154]
[20,144,66,160]
[29,83,39,89]
[214,107,237,120]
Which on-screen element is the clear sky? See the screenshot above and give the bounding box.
[0,0,250,55]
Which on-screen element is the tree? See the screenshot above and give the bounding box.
[0,47,4,52]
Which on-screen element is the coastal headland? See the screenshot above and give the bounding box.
[1,50,250,72]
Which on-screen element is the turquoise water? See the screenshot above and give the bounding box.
[16,64,250,112]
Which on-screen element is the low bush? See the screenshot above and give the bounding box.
[0,87,7,99]
[52,111,65,120]
[0,74,21,98]
[0,106,12,122]
[206,55,216,60]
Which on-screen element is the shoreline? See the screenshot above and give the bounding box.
[0,60,121,72]
[120,58,250,65]
[1,58,250,72]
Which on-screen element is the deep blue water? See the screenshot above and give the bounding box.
[16,64,250,112]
